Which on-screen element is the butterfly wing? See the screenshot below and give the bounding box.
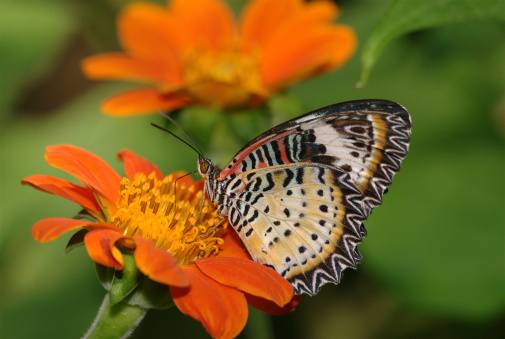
[216,100,411,295]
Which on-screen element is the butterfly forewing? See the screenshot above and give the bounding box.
[206,100,411,295]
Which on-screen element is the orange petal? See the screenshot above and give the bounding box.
[100,88,187,116]
[32,218,120,243]
[81,53,182,87]
[171,266,248,339]
[32,218,92,243]
[196,257,293,307]
[22,175,99,212]
[133,236,190,287]
[84,229,133,270]
[216,227,251,259]
[320,25,358,71]
[261,26,356,88]
[117,3,184,81]
[240,0,301,51]
[44,145,121,202]
[169,0,235,52]
[117,149,163,181]
[245,293,301,315]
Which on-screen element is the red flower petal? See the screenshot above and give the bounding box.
[245,293,301,315]
[45,145,121,202]
[84,229,133,270]
[100,88,187,116]
[133,236,190,287]
[196,257,293,307]
[31,218,120,243]
[171,266,248,339]
[117,149,163,181]
[22,175,99,212]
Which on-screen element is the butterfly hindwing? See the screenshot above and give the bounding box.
[208,99,411,295]
[219,164,366,295]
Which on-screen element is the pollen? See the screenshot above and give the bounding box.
[109,172,226,265]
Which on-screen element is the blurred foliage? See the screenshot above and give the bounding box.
[359,0,505,84]
[0,0,503,338]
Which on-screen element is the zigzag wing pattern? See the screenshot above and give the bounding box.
[212,164,367,295]
[207,100,411,295]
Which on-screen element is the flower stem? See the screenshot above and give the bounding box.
[83,294,147,339]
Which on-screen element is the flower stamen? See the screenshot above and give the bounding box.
[109,172,225,264]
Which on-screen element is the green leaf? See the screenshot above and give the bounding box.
[360,0,505,85]
[64,229,88,255]
[110,252,144,305]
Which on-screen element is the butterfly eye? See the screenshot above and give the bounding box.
[198,158,212,176]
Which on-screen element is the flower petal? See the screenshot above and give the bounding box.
[32,218,91,243]
[81,53,182,87]
[84,229,134,270]
[169,0,235,52]
[117,149,163,181]
[245,293,301,315]
[100,88,187,116]
[133,236,190,287]
[261,25,356,88]
[31,218,120,243]
[240,0,301,51]
[171,266,248,339]
[45,145,121,202]
[196,257,293,307]
[22,175,99,212]
[216,227,251,259]
[117,3,183,82]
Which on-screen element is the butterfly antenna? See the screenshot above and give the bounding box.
[159,111,206,157]
[150,123,203,157]
[171,171,198,217]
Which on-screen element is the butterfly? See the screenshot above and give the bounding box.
[197,99,411,295]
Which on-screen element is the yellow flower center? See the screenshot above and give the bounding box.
[181,47,266,108]
[109,172,225,265]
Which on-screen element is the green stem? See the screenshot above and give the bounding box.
[82,294,147,339]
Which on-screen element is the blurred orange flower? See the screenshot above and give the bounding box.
[22,145,298,339]
[82,0,356,116]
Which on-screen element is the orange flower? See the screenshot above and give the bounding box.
[82,0,356,116]
[22,145,298,339]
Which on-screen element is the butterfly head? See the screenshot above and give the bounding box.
[197,156,214,178]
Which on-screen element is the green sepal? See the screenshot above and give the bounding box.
[95,263,114,292]
[109,252,145,305]
[72,209,98,222]
[64,229,88,255]
[123,278,175,310]
[95,254,175,310]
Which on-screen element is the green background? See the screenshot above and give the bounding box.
[1,0,503,338]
